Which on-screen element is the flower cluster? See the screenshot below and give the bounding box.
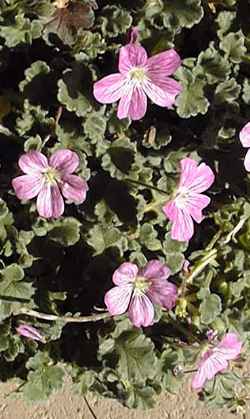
[7,26,248,397]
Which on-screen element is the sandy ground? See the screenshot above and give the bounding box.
[0,378,248,419]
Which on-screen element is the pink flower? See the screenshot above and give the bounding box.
[192,333,242,391]
[104,260,177,327]
[12,149,88,219]
[239,122,250,171]
[93,28,182,120]
[16,324,45,343]
[163,158,215,242]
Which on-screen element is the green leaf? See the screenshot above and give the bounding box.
[48,218,81,247]
[139,223,162,251]
[220,31,246,64]
[0,14,42,47]
[100,6,133,37]
[200,294,222,324]
[23,365,64,401]
[19,61,50,92]
[242,78,250,104]
[163,0,204,29]
[57,64,92,117]
[216,11,236,39]
[87,225,128,255]
[196,44,231,85]
[125,384,156,409]
[176,67,209,118]
[116,330,158,384]
[215,78,241,105]
[163,232,188,274]
[0,264,34,300]
[83,110,107,143]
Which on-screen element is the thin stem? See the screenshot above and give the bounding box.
[16,308,112,323]
[125,178,168,195]
[187,248,217,285]
[144,197,167,213]
[223,216,247,245]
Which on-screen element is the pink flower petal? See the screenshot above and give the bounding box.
[244,149,250,171]
[12,174,43,200]
[128,293,154,327]
[240,122,250,147]
[93,73,127,104]
[37,183,64,219]
[16,325,45,343]
[143,78,181,108]
[104,284,133,315]
[186,193,211,223]
[217,333,242,360]
[163,201,194,242]
[147,280,177,310]
[61,174,88,204]
[119,44,148,74]
[49,149,79,175]
[140,260,171,280]
[18,151,48,174]
[147,49,181,78]
[192,333,242,391]
[113,262,138,286]
[117,87,147,120]
[179,158,215,193]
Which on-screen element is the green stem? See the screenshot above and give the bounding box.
[144,197,167,213]
[187,248,217,285]
[125,178,168,195]
[16,308,112,323]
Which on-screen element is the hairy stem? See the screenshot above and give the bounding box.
[125,178,168,195]
[17,308,112,323]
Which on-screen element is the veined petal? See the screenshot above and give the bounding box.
[216,333,242,360]
[147,279,177,310]
[192,351,227,391]
[113,262,138,286]
[147,49,181,78]
[240,122,250,147]
[93,73,127,104]
[140,260,171,281]
[19,151,48,174]
[163,202,194,242]
[12,174,43,200]
[128,293,154,327]
[186,193,211,223]
[118,87,147,120]
[244,149,250,171]
[179,158,215,193]
[49,149,79,174]
[119,44,148,74]
[104,284,133,315]
[37,183,64,219]
[143,78,181,108]
[61,175,88,204]
[191,367,208,391]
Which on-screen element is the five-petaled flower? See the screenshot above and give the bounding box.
[93,28,182,120]
[163,158,215,242]
[192,333,242,391]
[12,149,88,219]
[239,122,250,171]
[104,260,177,327]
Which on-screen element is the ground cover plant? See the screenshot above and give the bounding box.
[1,0,250,414]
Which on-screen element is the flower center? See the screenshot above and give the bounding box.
[134,276,151,294]
[128,67,147,84]
[43,167,60,185]
[174,186,190,209]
